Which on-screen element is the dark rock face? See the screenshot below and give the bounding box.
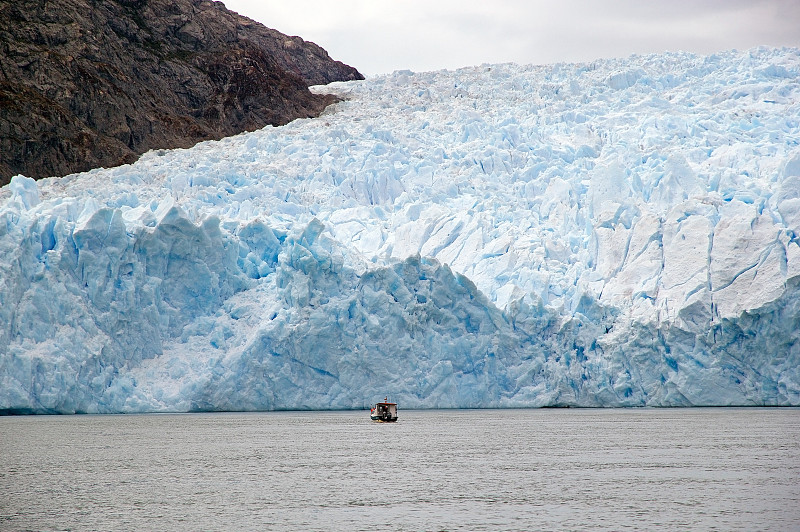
[0,0,363,186]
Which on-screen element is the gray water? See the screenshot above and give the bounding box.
[1,408,799,531]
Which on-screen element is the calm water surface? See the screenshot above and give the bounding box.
[1,408,799,531]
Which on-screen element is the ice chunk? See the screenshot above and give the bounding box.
[9,175,40,209]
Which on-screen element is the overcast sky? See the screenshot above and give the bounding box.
[221,0,800,76]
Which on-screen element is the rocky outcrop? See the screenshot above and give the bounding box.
[0,0,363,186]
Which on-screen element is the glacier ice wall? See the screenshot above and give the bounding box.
[1,47,799,413]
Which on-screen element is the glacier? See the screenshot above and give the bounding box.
[1,47,799,413]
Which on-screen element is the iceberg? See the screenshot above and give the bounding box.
[1,47,799,413]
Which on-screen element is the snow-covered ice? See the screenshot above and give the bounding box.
[1,47,799,413]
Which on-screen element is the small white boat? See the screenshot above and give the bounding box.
[370,397,398,422]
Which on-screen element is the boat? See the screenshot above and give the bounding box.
[370,397,398,422]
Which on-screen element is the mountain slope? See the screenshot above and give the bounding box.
[0,0,363,186]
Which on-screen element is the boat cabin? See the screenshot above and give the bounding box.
[370,397,398,422]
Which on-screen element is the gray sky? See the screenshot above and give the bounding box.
[221,0,800,75]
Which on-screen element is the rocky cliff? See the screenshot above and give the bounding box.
[0,0,363,186]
